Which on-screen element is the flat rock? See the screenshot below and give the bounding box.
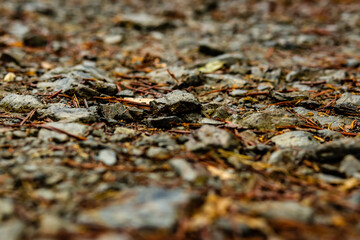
[0,94,44,113]
[39,103,97,123]
[293,107,352,129]
[244,201,314,223]
[38,65,116,98]
[150,90,201,115]
[38,122,88,142]
[204,74,247,88]
[78,187,192,230]
[336,92,360,106]
[240,106,304,131]
[271,131,319,148]
[229,89,248,97]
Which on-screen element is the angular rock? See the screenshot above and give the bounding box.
[271,131,319,148]
[100,103,133,121]
[150,90,201,115]
[78,187,192,230]
[0,94,44,113]
[186,125,237,152]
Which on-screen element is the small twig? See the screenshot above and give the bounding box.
[84,99,89,109]
[20,108,37,126]
[167,69,180,84]
[123,85,161,96]
[46,90,62,99]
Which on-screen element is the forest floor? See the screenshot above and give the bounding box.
[1,0,360,239]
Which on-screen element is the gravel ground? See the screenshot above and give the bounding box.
[1,0,360,239]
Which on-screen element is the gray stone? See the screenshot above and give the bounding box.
[146,147,170,160]
[38,122,88,142]
[0,219,24,240]
[103,35,123,44]
[77,187,192,229]
[97,233,131,240]
[317,129,344,141]
[147,116,183,128]
[346,59,360,68]
[39,65,116,97]
[116,89,134,97]
[0,49,26,65]
[229,89,248,97]
[33,188,55,201]
[340,155,360,177]
[38,214,63,235]
[169,158,202,182]
[240,106,304,131]
[336,92,360,106]
[117,13,173,31]
[148,67,188,85]
[0,199,14,220]
[150,90,201,115]
[110,127,137,142]
[271,131,319,148]
[293,107,352,129]
[39,103,97,123]
[114,127,136,136]
[0,94,44,113]
[186,125,237,152]
[100,103,133,121]
[193,53,245,68]
[96,149,117,166]
[319,70,347,83]
[245,201,314,223]
[309,138,360,163]
[205,74,247,88]
[199,118,224,125]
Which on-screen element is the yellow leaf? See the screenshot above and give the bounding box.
[199,60,225,73]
